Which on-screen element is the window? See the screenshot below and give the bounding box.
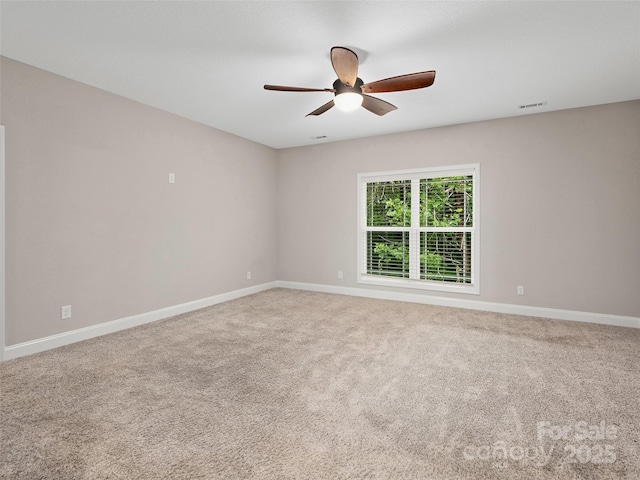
[358,164,479,294]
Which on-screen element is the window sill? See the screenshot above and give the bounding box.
[358,274,480,295]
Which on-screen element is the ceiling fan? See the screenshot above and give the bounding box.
[264,46,436,117]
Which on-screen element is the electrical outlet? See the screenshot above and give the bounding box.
[61,305,72,320]
[517,286,525,295]
[337,271,343,279]
[169,173,175,184]
[246,271,251,280]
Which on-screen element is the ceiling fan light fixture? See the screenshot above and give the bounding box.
[334,92,363,112]
[265,47,435,117]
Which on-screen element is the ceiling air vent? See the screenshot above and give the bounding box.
[518,101,547,110]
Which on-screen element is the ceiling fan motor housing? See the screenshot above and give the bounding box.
[333,77,364,95]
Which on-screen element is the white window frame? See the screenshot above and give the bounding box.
[357,164,480,295]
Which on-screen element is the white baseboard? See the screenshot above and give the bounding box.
[4,279,637,361]
[275,281,640,329]
[3,282,277,361]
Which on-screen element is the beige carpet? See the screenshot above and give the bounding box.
[1,288,638,479]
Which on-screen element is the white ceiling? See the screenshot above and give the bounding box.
[1,1,639,149]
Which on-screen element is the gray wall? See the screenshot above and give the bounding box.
[277,101,640,317]
[1,57,278,345]
[2,56,639,349]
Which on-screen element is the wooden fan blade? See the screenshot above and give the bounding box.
[361,95,397,116]
[264,85,335,92]
[361,71,436,94]
[306,100,335,117]
[331,47,358,87]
